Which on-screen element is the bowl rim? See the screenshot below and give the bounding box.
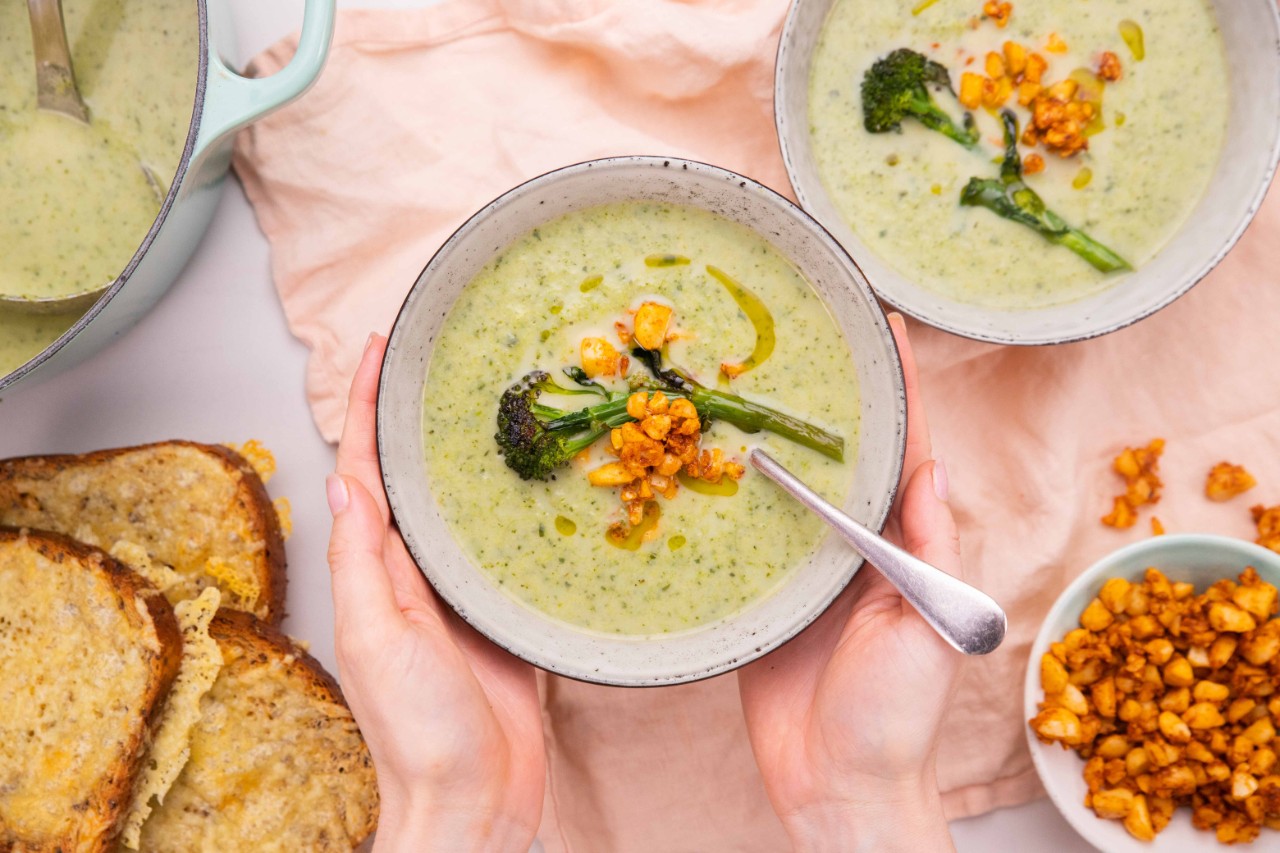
[375,154,907,686]
[772,0,1280,346]
[1022,533,1280,848]
[0,0,211,392]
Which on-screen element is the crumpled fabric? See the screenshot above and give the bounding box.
[233,0,1280,848]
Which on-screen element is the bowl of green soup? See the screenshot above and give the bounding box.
[378,157,907,685]
[776,0,1280,345]
[0,0,335,391]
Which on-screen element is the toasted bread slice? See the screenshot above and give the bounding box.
[0,528,183,852]
[136,609,378,851]
[0,441,286,623]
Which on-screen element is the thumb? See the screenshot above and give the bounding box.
[898,459,962,581]
[326,473,403,639]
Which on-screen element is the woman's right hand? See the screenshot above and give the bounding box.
[738,315,962,852]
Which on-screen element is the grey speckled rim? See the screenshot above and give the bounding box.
[377,156,907,686]
[0,0,208,392]
[774,0,1280,346]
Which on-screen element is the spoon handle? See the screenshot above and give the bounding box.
[28,0,89,122]
[750,450,1006,656]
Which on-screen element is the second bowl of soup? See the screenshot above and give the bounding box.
[378,157,906,685]
[776,0,1280,344]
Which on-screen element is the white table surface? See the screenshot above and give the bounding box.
[0,1,1094,849]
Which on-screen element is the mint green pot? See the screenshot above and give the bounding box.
[0,0,335,394]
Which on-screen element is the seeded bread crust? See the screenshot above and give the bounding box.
[0,441,287,623]
[0,528,183,853]
[137,609,379,851]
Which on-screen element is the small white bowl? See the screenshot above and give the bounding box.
[1024,534,1280,851]
[775,0,1280,345]
[377,157,906,686]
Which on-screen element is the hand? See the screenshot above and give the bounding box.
[738,314,962,853]
[326,334,546,853]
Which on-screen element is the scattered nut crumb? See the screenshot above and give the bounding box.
[1253,505,1280,554]
[1097,51,1123,82]
[982,0,1012,28]
[1206,463,1258,503]
[1102,439,1165,529]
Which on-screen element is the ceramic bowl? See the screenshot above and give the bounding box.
[1024,534,1280,851]
[377,156,906,686]
[775,0,1280,345]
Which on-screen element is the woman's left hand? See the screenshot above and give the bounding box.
[327,333,546,853]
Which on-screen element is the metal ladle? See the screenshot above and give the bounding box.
[2,0,162,314]
[28,0,89,122]
[751,449,1007,656]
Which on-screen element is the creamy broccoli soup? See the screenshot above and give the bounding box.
[0,0,196,314]
[422,202,860,635]
[809,0,1229,309]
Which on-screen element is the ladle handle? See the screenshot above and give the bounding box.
[27,0,89,121]
[750,450,1007,656]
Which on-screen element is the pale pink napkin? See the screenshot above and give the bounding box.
[233,0,1280,848]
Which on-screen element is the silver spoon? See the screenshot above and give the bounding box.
[2,1,163,315]
[28,0,89,123]
[750,449,1007,656]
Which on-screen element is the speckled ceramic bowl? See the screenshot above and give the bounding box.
[377,157,906,686]
[1025,534,1280,851]
[775,0,1280,345]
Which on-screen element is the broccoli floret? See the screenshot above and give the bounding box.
[495,371,629,481]
[960,111,1131,273]
[861,48,978,148]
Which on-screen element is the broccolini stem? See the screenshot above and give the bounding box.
[1054,229,1132,274]
[689,389,845,462]
[541,395,634,433]
[959,111,1131,274]
[918,103,979,149]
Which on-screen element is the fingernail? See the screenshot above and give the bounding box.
[932,458,949,502]
[326,473,349,516]
[364,332,377,353]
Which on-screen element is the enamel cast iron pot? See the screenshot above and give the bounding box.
[0,0,336,394]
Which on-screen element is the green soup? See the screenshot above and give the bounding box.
[422,202,861,635]
[808,0,1229,309]
[0,0,197,374]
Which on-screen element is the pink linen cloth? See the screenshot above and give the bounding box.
[232,0,1280,848]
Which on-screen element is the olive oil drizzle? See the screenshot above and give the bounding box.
[707,265,775,379]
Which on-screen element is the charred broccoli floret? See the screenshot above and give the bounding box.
[861,48,979,148]
[494,371,632,481]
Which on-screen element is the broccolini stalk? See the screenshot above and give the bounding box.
[626,347,845,463]
[495,352,845,481]
[960,111,1131,273]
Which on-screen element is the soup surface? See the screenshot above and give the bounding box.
[0,0,197,375]
[808,0,1229,309]
[422,202,860,635]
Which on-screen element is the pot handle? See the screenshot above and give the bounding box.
[192,0,336,155]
